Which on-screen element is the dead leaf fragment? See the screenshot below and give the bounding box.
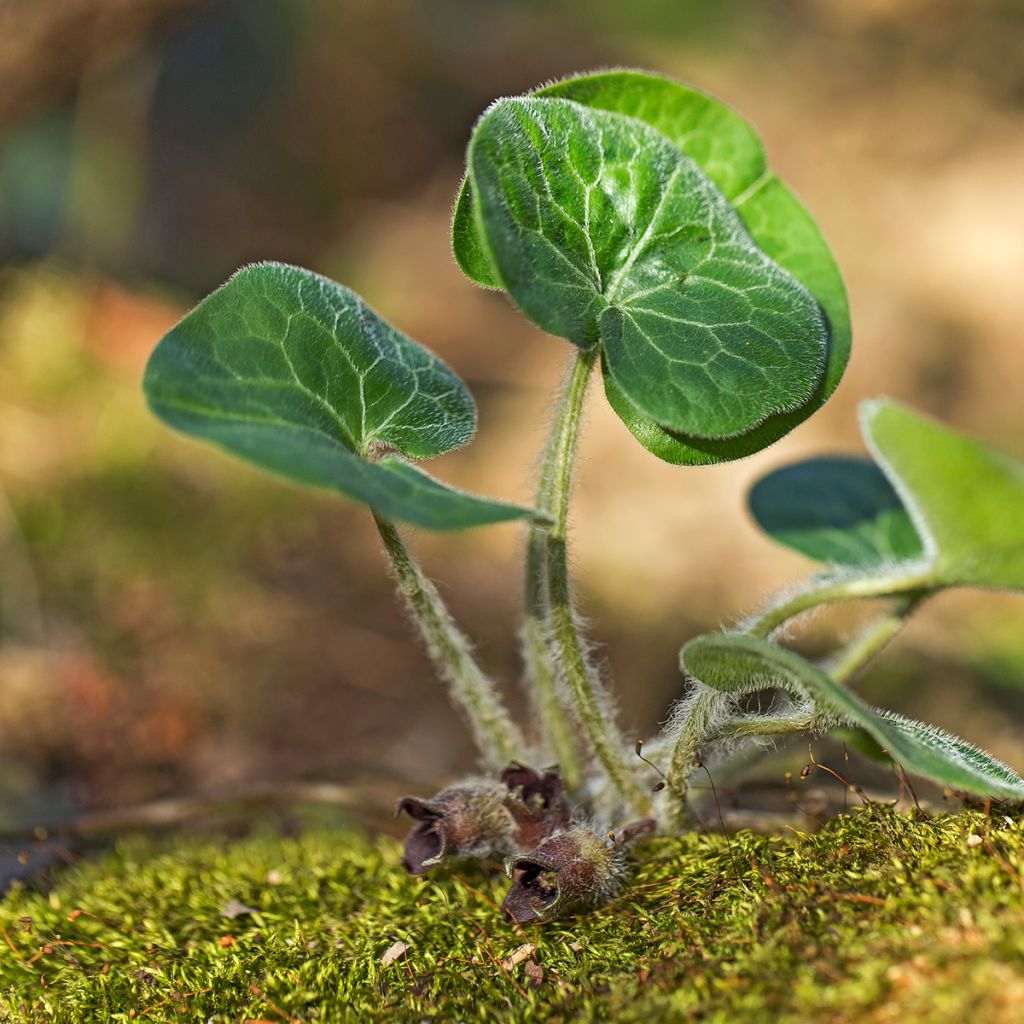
[524,960,544,987]
[381,940,409,966]
[501,942,536,971]
[222,898,258,919]
[966,833,983,848]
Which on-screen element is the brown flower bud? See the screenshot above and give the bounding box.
[501,825,624,923]
[397,781,515,875]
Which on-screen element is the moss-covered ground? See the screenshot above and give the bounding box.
[0,806,1022,1022]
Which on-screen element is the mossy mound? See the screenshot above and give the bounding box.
[0,806,1023,1022]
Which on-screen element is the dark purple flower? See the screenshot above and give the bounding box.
[500,762,571,850]
[397,780,517,875]
[398,764,578,876]
[501,825,625,923]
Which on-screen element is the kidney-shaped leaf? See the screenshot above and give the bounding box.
[467,96,829,440]
[144,262,539,529]
[454,70,850,463]
[681,632,1024,800]
[453,69,766,288]
[612,178,850,464]
[748,456,924,567]
[863,399,1024,591]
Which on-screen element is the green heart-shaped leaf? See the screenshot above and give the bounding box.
[144,262,539,530]
[453,69,766,288]
[748,456,924,567]
[467,96,829,439]
[612,178,850,463]
[454,70,850,462]
[863,399,1024,591]
[681,632,1024,799]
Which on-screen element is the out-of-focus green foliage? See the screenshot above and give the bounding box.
[749,456,924,566]
[863,399,1024,592]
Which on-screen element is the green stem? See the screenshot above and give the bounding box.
[718,708,822,738]
[664,686,723,831]
[538,347,650,815]
[374,514,525,770]
[520,354,601,792]
[745,569,933,640]
[522,542,584,790]
[717,592,930,741]
[826,592,928,684]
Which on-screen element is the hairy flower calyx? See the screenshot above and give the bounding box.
[397,780,515,875]
[398,764,572,875]
[501,824,625,923]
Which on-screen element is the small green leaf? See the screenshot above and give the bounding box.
[468,96,829,439]
[144,262,539,530]
[454,70,850,463]
[863,399,1024,590]
[748,456,924,567]
[681,632,1024,799]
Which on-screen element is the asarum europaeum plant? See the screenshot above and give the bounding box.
[143,69,1024,923]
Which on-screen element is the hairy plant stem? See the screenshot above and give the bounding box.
[826,592,928,683]
[666,592,931,829]
[533,346,650,816]
[664,686,724,831]
[745,568,933,640]
[523,542,584,791]
[719,707,823,738]
[374,513,525,770]
[716,592,930,740]
[520,354,592,790]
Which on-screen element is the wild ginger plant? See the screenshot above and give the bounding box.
[143,70,1024,923]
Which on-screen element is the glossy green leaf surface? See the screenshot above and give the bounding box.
[144,262,538,529]
[748,456,924,567]
[468,96,829,439]
[681,633,1024,799]
[863,399,1024,590]
[454,70,850,463]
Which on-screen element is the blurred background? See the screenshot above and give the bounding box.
[1,0,1023,836]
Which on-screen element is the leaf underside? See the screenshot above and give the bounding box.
[144,262,538,529]
[681,632,1024,800]
[454,70,850,463]
[748,455,924,567]
[468,96,829,440]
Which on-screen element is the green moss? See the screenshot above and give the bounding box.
[1,807,1023,1022]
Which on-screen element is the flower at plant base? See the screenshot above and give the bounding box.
[398,781,514,875]
[500,762,572,849]
[398,765,571,875]
[501,824,631,923]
